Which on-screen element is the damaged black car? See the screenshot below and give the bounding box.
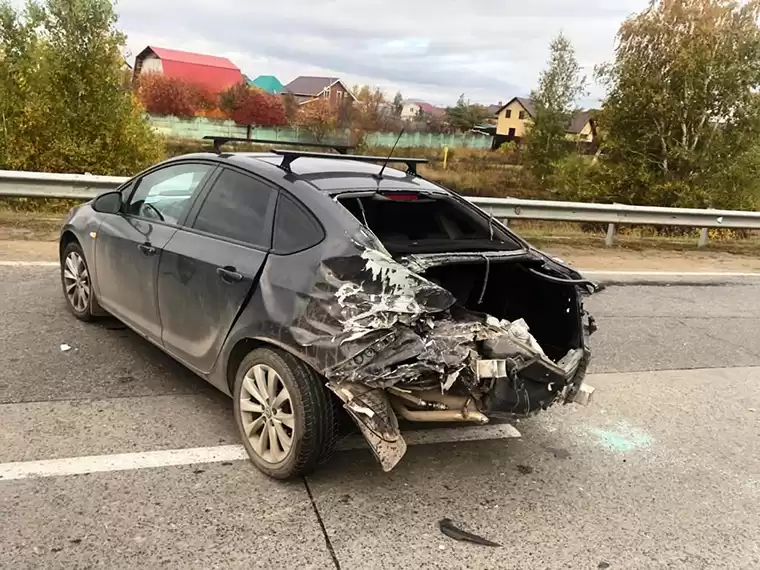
[59,146,597,479]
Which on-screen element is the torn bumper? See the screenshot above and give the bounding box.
[481,346,591,417]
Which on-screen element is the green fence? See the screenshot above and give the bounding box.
[147,115,493,149]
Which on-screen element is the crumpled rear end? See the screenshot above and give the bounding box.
[273,225,596,471]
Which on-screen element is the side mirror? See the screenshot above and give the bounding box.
[92,191,122,214]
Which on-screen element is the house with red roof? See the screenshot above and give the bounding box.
[132,46,244,94]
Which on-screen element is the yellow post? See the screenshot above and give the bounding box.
[443,146,449,170]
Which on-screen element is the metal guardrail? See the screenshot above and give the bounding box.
[0,170,127,200]
[2,169,760,247]
[470,197,760,246]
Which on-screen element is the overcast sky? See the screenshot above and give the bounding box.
[116,1,647,107]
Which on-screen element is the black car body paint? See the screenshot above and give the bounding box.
[60,152,597,472]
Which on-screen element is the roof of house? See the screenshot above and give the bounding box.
[283,76,356,100]
[284,76,337,95]
[136,46,243,93]
[567,110,594,134]
[249,75,284,94]
[495,96,536,117]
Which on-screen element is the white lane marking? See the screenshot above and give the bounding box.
[580,270,760,278]
[0,260,58,267]
[0,424,521,481]
[0,446,248,481]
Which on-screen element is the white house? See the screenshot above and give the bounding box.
[400,99,445,121]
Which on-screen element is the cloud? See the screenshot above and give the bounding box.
[114,0,648,106]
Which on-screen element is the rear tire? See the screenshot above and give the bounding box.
[233,347,336,479]
[60,241,99,321]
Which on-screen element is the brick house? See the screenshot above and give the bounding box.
[282,76,357,106]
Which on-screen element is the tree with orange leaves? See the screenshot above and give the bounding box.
[219,83,287,137]
[295,98,337,142]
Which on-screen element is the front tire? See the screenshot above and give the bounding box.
[233,348,336,479]
[61,241,98,321]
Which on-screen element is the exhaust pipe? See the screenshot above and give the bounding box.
[390,397,489,425]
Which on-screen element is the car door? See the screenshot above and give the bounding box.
[156,166,277,373]
[95,162,216,342]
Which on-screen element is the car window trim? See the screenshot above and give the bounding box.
[183,164,279,250]
[123,160,220,228]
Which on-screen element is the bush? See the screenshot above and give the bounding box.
[219,83,287,127]
[137,73,214,118]
[497,141,517,155]
[546,155,602,201]
[420,164,540,199]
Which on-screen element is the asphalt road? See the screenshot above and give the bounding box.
[1,266,759,569]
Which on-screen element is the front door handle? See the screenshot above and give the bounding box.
[138,243,157,256]
[217,266,243,283]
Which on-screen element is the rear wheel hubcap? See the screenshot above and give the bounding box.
[239,364,295,464]
[63,252,90,313]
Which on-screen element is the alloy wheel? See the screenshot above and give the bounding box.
[63,252,90,313]
[239,364,295,464]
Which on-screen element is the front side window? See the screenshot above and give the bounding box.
[127,163,213,225]
[193,169,276,248]
[505,110,512,119]
[519,111,527,120]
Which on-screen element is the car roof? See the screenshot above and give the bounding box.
[163,151,452,196]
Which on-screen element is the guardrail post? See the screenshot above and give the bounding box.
[698,227,709,247]
[605,223,616,247]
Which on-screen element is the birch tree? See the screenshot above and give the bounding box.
[597,0,760,208]
[523,32,587,181]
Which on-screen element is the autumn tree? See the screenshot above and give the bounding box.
[219,83,286,137]
[445,95,490,132]
[281,92,299,124]
[138,74,215,118]
[523,32,587,182]
[296,98,336,142]
[595,0,760,209]
[0,0,162,175]
[353,84,389,131]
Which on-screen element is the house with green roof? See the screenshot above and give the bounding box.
[247,75,284,94]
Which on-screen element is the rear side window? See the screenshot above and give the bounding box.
[192,169,276,248]
[273,194,324,254]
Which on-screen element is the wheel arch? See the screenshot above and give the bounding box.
[59,230,80,259]
[225,336,324,394]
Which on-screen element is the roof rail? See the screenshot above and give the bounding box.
[202,136,353,155]
[271,149,429,175]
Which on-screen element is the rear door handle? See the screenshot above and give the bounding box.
[216,266,243,283]
[138,243,157,256]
